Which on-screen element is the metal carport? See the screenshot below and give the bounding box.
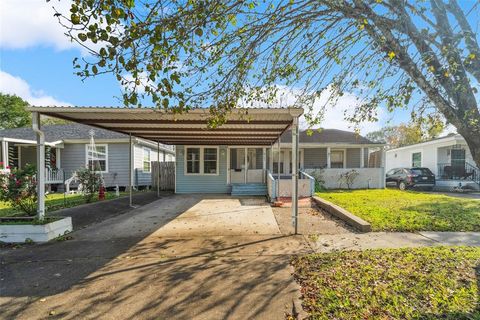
[27,106,303,233]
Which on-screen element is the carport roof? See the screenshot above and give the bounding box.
[27,106,303,146]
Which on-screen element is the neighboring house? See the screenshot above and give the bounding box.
[0,124,175,190]
[385,134,480,190]
[175,128,386,196]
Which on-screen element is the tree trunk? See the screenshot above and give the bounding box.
[458,129,480,169]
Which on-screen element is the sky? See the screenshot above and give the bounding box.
[0,0,416,134]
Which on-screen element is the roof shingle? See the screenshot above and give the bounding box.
[0,123,126,143]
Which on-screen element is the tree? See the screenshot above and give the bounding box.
[0,93,30,129]
[55,0,480,167]
[367,119,445,148]
[0,93,70,128]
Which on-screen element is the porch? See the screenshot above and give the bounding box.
[0,138,65,184]
[436,144,480,189]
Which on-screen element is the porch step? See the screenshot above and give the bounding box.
[231,183,267,196]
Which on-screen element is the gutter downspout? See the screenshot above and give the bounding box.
[32,112,45,221]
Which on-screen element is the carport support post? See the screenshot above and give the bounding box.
[157,141,160,197]
[291,116,299,234]
[129,133,133,207]
[32,112,45,221]
[276,138,280,197]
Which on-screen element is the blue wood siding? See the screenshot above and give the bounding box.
[304,148,327,168]
[175,145,230,194]
[346,148,361,168]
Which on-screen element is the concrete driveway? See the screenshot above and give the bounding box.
[1,194,310,320]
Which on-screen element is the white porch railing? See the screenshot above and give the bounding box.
[45,167,64,184]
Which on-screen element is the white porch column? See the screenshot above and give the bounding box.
[32,112,45,221]
[291,116,299,234]
[380,146,386,188]
[269,144,273,172]
[262,147,266,183]
[360,148,365,168]
[129,133,133,207]
[1,140,8,169]
[327,147,331,169]
[157,141,160,197]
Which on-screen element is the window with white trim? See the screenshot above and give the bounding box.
[412,152,421,167]
[86,144,108,172]
[330,150,344,168]
[143,148,151,172]
[186,147,201,174]
[185,147,218,175]
[203,148,218,174]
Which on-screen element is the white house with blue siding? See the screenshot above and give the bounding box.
[0,123,175,190]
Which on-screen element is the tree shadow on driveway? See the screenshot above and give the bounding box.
[1,194,308,320]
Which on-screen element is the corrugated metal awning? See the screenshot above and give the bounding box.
[27,106,303,145]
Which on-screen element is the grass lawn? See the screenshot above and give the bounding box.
[291,246,480,320]
[317,189,480,232]
[0,191,130,217]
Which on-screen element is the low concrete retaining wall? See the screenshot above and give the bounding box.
[305,168,385,189]
[0,217,72,243]
[312,196,371,232]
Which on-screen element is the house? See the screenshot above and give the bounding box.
[175,128,386,196]
[24,107,386,207]
[0,123,175,191]
[385,134,480,190]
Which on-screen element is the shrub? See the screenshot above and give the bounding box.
[0,164,37,216]
[76,167,102,203]
[310,169,326,192]
[338,169,359,189]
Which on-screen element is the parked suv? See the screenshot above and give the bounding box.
[386,167,436,191]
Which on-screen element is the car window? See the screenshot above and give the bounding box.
[394,169,404,175]
[411,168,433,175]
[386,169,396,176]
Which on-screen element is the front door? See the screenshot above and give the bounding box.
[451,149,466,178]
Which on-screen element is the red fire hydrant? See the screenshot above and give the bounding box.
[98,185,105,200]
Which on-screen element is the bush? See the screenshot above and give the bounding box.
[338,169,359,189]
[0,164,37,216]
[76,167,102,203]
[310,169,326,192]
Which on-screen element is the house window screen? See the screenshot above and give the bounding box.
[330,150,344,168]
[87,145,107,172]
[186,148,200,174]
[203,148,217,174]
[143,148,151,172]
[412,152,422,167]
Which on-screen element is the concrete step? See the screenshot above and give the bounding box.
[231,184,267,196]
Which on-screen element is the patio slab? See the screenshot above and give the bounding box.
[151,196,281,237]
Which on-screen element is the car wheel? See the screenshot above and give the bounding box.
[398,181,407,191]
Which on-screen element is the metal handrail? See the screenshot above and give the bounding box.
[437,162,479,184]
[266,170,276,200]
[299,170,315,196]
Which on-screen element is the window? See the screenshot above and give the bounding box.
[86,144,108,172]
[185,147,218,175]
[330,150,344,168]
[143,148,151,172]
[411,152,421,167]
[203,148,218,174]
[186,147,201,174]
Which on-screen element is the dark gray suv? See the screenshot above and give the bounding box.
[386,167,436,190]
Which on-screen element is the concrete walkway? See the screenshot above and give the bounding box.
[309,231,480,252]
[1,195,479,320]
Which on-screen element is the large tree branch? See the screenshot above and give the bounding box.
[447,0,480,83]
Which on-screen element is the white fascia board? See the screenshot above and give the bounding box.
[279,142,385,148]
[386,135,464,153]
